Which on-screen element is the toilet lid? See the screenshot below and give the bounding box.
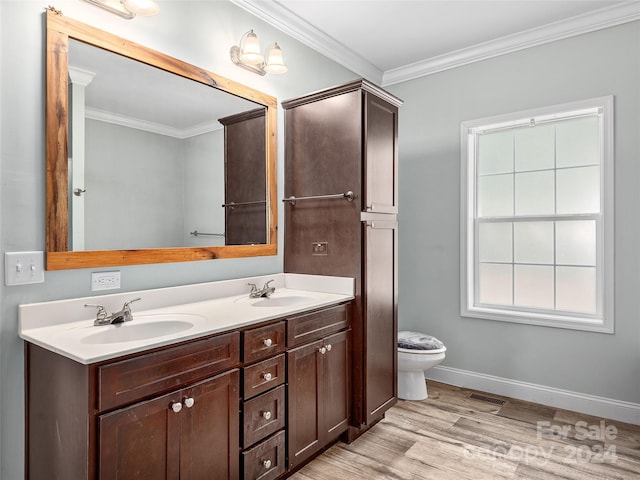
[398,331,445,350]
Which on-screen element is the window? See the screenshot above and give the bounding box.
[461,97,614,333]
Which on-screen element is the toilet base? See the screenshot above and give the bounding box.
[398,370,428,400]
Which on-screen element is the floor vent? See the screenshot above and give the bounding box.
[469,393,506,406]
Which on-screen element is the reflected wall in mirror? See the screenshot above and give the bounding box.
[46,10,277,270]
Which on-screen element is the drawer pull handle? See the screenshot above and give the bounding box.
[263,338,273,347]
[262,372,273,381]
[319,346,327,355]
[170,402,182,413]
[262,410,272,420]
[184,397,195,408]
[326,344,332,352]
[262,459,272,469]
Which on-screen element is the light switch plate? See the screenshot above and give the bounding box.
[5,251,45,286]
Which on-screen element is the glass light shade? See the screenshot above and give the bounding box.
[122,0,160,15]
[264,43,288,74]
[239,30,264,65]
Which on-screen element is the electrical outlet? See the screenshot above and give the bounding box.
[5,251,45,286]
[312,242,328,256]
[91,271,121,291]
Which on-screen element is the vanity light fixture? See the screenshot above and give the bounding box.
[81,0,160,19]
[230,30,288,76]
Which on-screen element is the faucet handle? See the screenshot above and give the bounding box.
[85,303,108,321]
[247,282,258,293]
[123,297,141,311]
[263,279,274,288]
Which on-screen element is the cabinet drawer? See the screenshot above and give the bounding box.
[243,354,285,399]
[242,430,285,480]
[98,332,240,411]
[242,385,285,448]
[243,321,286,363]
[287,303,349,347]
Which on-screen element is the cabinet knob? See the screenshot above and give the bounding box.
[263,338,273,347]
[262,372,273,381]
[170,402,182,413]
[262,410,272,420]
[183,397,195,408]
[318,346,327,355]
[326,344,332,352]
[262,459,272,469]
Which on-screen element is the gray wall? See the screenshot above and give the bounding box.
[183,129,226,247]
[85,120,185,249]
[84,121,227,249]
[0,1,356,477]
[388,21,640,403]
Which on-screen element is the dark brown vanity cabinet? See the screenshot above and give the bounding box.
[286,305,351,470]
[282,79,401,435]
[26,332,241,480]
[240,322,287,480]
[25,302,354,480]
[99,370,239,479]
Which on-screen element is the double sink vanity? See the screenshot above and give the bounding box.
[20,273,354,479]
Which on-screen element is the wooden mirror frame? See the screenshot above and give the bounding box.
[45,9,277,270]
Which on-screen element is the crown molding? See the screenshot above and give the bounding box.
[383,1,640,86]
[229,0,383,84]
[231,1,640,88]
[85,108,222,139]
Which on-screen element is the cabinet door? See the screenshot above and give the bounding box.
[180,370,240,480]
[363,92,399,214]
[99,390,182,480]
[363,219,398,425]
[321,330,350,441]
[99,370,239,480]
[287,339,322,469]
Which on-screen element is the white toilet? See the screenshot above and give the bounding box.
[397,331,446,400]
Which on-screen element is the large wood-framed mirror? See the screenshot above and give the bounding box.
[46,9,277,270]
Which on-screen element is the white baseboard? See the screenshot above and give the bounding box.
[425,365,640,426]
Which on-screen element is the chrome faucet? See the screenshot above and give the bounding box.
[85,297,141,326]
[248,280,275,298]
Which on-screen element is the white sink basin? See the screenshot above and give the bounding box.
[80,313,203,344]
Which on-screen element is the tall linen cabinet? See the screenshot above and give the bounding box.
[282,79,402,438]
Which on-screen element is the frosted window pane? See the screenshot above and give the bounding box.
[478,131,513,175]
[479,223,512,262]
[515,170,554,215]
[478,174,513,217]
[478,263,512,306]
[514,265,554,309]
[557,117,600,168]
[515,124,555,172]
[514,222,554,264]
[557,166,600,214]
[556,266,596,313]
[556,221,596,266]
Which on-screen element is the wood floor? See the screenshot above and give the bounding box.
[289,382,640,480]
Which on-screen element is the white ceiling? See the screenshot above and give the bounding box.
[231,0,640,85]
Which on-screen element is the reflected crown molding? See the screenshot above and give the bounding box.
[85,107,222,139]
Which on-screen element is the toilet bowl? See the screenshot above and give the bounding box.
[397,331,446,401]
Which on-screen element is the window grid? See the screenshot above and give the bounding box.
[462,96,613,332]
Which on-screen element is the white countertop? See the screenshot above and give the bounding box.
[19,273,354,364]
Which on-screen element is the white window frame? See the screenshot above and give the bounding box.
[460,96,614,333]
